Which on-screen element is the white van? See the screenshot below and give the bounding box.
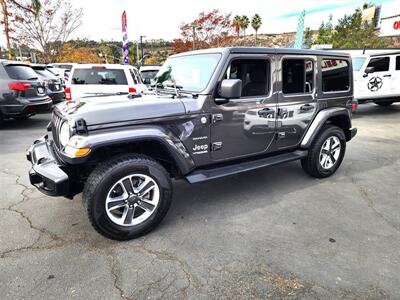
[66,64,146,100]
[352,52,400,106]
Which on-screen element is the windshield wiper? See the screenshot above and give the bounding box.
[27,77,38,80]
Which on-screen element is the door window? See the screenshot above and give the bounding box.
[367,57,390,72]
[282,59,314,94]
[225,59,270,97]
[321,59,350,92]
[396,56,400,70]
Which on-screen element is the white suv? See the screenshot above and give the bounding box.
[65,64,146,100]
[353,52,400,106]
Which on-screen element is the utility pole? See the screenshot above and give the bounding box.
[139,35,146,65]
[192,22,196,51]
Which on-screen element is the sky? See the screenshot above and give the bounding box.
[4,0,400,45]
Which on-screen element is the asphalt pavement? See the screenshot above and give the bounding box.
[0,103,399,299]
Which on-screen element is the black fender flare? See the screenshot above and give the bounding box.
[59,125,195,175]
[300,107,355,149]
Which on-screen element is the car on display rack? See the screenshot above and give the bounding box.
[352,51,400,106]
[27,47,357,240]
[0,60,52,125]
[65,64,147,100]
[31,64,65,104]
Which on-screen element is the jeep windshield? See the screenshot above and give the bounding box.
[155,53,221,93]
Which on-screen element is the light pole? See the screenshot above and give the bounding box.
[139,35,146,65]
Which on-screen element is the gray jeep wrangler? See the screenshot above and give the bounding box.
[27,48,357,240]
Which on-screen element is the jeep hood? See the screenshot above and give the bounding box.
[55,94,187,126]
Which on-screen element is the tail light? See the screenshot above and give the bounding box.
[351,100,358,113]
[65,87,72,100]
[129,87,136,93]
[92,66,106,69]
[8,82,32,91]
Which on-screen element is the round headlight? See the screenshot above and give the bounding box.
[59,122,70,147]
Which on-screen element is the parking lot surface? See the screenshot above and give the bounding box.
[0,103,399,299]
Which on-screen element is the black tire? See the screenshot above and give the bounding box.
[301,125,346,178]
[82,154,172,240]
[0,113,3,127]
[374,101,393,107]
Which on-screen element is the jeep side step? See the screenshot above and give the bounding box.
[185,150,308,183]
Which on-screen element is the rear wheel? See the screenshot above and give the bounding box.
[374,101,393,107]
[301,125,346,178]
[83,154,172,240]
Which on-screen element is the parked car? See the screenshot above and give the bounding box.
[352,51,400,106]
[31,64,64,104]
[65,64,146,100]
[0,60,52,124]
[27,48,357,240]
[48,63,78,71]
[139,65,161,85]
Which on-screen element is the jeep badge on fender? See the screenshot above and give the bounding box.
[27,47,357,240]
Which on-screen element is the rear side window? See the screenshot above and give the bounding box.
[367,57,390,72]
[71,69,128,85]
[282,59,314,94]
[321,59,350,93]
[396,56,400,70]
[4,65,39,80]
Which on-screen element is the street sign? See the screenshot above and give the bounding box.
[380,14,400,37]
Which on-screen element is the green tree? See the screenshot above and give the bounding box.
[303,27,313,48]
[331,3,388,48]
[315,4,389,48]
[233,15,241,37]
[240,15,250,36]
[251,14,262,43]
[315,14,333,45]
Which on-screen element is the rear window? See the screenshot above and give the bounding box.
[141,70,159,80]
[367,57,390,72]
[33,68,57,78]
[71,68,128,85]
[4,65,39,80]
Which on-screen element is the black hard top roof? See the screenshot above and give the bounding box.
[227,47,349,57]
[171,47,350,58]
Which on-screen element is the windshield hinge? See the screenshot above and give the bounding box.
[75,118,88,135]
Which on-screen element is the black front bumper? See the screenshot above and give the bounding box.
[26,136,69,197]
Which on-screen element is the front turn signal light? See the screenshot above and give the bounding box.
[64,145,91,157]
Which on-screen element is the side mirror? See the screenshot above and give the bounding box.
[363,66,375,77]
[216,79,242,104]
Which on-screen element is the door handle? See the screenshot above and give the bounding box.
[383,75,392,78]
[300,104,314,112]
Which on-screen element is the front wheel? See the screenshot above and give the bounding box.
[83,155,172,240]
[301,125,346,178]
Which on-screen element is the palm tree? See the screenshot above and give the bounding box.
[233,15,241,37]
[251,14,262,43]
[240,15,250,36]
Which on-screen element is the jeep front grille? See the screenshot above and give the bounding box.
[51,112,64,149]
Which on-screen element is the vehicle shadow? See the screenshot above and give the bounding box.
[353,102,400,119]
[0,113,51,131]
